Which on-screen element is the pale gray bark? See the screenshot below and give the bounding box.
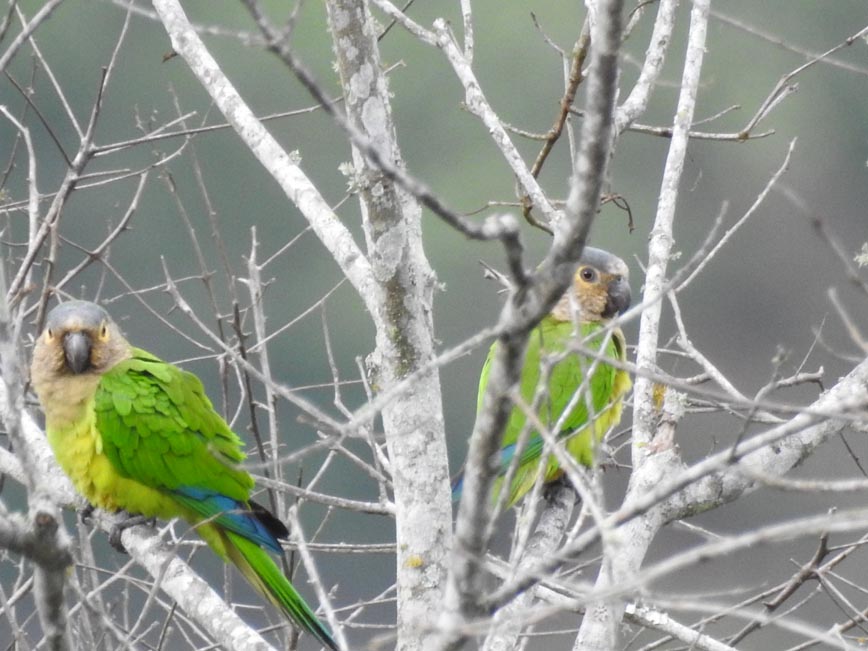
[151,0,377,308]
[579,1,709,646]
[0,392,282,651]
[482,484,576,651]
[324,3,452,650]
[4,2,865,650]
[436,0,625,649]
[0,280,72,651]
[0,0,65,75]
[153,2,453,649]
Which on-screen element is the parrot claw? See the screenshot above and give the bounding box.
[543,475,573,504]
[108,514,156,553]
[78,503,97,524]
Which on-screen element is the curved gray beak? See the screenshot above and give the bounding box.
[603,277,631,319]
[63,331,92,374]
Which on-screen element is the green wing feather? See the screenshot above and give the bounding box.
[94,347,253,500]
[93,347,338,650]
[477,316,628,506]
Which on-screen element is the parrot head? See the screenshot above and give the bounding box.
[552,247,631,322]
[33,300,130,377]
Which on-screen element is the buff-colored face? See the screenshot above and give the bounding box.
[33,300,130,377]
[553,247,631,322]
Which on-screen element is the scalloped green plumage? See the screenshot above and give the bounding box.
[32,304,338,651]
[473,317,630,507]
[453,248,632,509]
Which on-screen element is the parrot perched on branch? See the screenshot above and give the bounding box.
[452,247,632,508]
[30,300,338,651]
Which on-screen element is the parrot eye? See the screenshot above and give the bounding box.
[45,328,54,341]
[579,267,597,283]
[99,323,109,340]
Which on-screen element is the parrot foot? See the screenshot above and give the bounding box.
[78,503,97,524]
[543,475,574,504]
[108,514,156,553]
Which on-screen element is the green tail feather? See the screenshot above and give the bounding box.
[225,531,338,650]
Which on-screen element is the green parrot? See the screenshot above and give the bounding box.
[30,301,338,650]
[452,247,632,508]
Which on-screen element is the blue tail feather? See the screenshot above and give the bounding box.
[173,486,284,554]
[452,433,547,503]
[451,474,463,501]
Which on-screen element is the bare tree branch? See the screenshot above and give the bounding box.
[320,4,451,650]
[3,2,868,649]
[0,399,288,651]
[151,0,377,308]
[0,0,65,75]
[438,0,625,648]
[0,268,72,651]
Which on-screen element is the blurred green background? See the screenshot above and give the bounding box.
[2,1,868,648]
